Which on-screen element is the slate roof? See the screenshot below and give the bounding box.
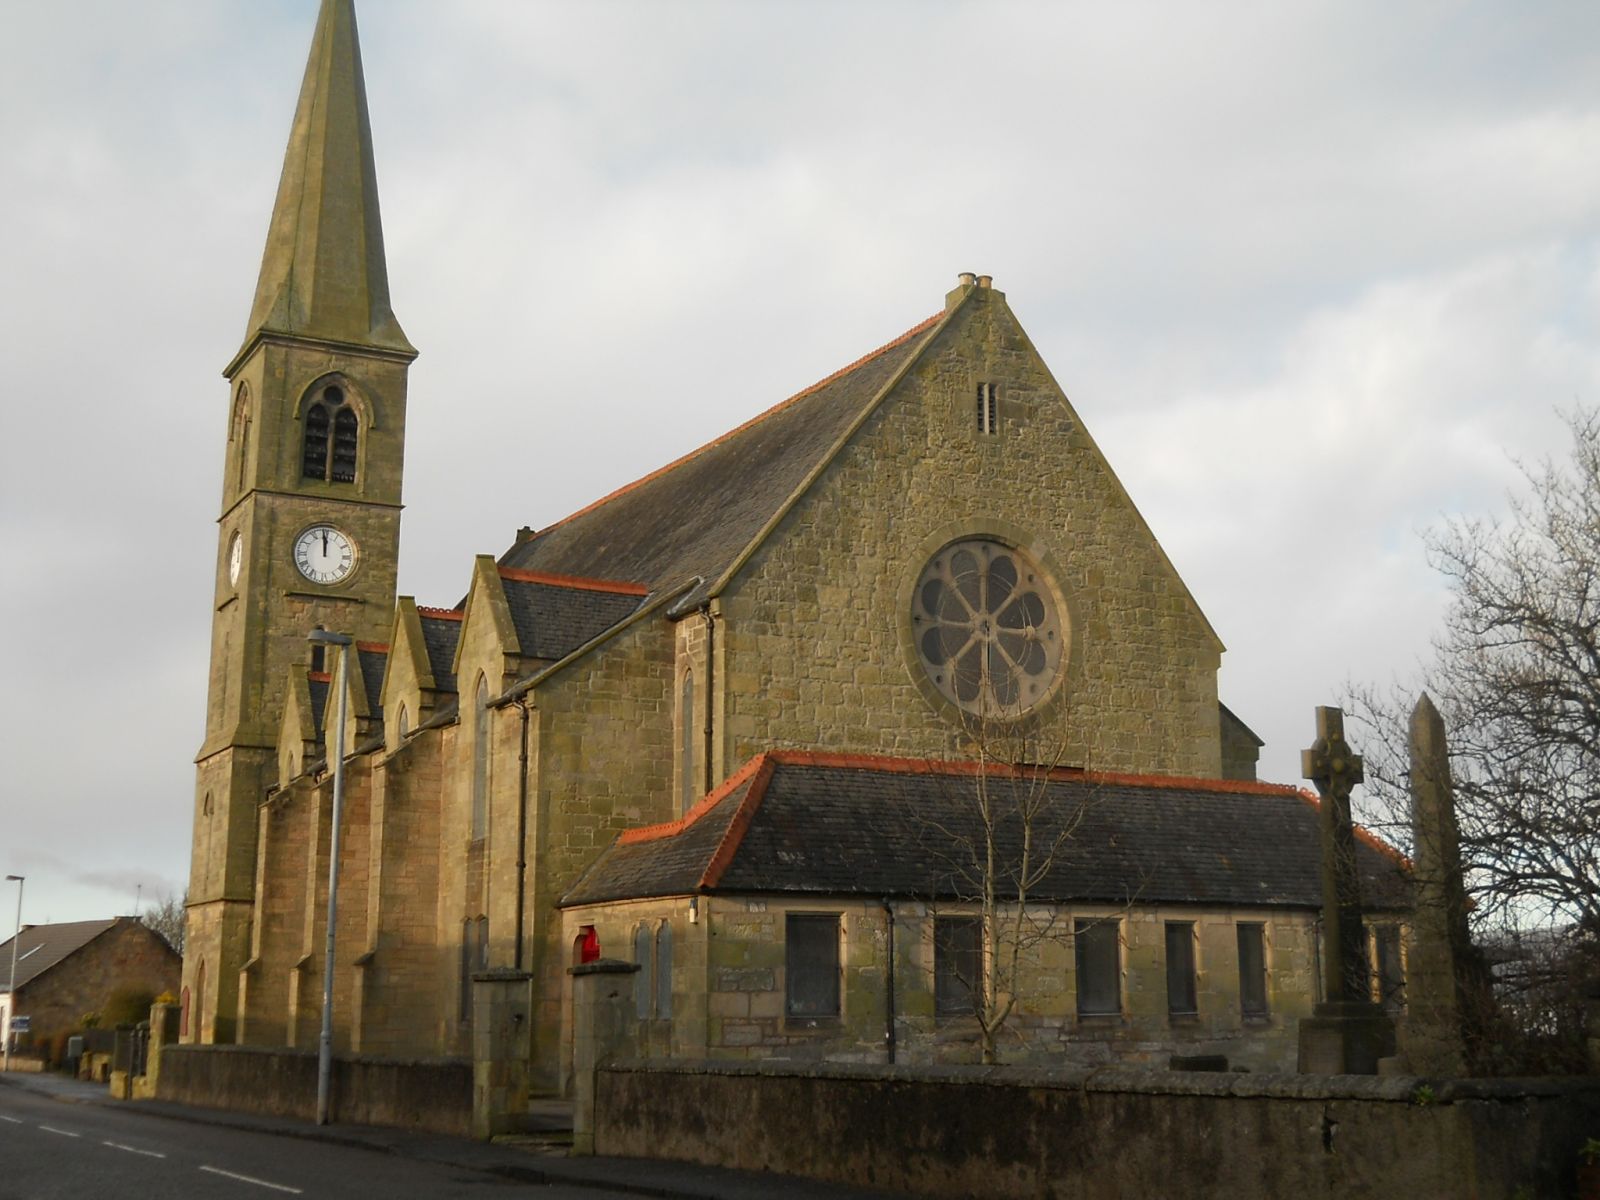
[499,570,650,663]
[0,919,119,993]
[418,609,463,693]
[357,646,387,717]
[501,314,943,609]
[308,675,330,736]
[561,752,1410,911]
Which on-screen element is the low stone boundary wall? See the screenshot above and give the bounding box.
[156,1045,470,1137]
[594,1059,1600,1199]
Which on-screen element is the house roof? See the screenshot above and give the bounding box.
[0,919,122,993]
[417,609,463,693]
[499,569,651,663]
[560,751,1411,911]
[500,313,943,610]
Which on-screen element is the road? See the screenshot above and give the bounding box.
[0,1086,636,1200]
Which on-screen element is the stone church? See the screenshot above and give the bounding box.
[184,0,1407,1084]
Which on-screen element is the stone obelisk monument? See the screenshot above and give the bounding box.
[1400,692,1473,1075]
[1297,706,1396,1074]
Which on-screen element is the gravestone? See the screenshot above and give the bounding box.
[1297,706,1396,1074]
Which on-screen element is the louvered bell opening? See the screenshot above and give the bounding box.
[302,404,330,479]
[331,407,358,483]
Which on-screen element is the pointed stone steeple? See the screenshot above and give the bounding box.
[233,0,413,370]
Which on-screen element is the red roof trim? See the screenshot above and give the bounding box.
[497,566,649,596]
[417,607,464,621]
[700,755,779,890]
[529,313,942,540]
[355,641,389,654]
[748,748,1307,798]
[617,753,770,846]
[308,671,332,684]
[1295,789,1412,869]
[609,749,1318,850]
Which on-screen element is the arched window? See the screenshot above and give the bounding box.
[195,960,207,1042]
[634,924,653,1019]
[301,383,357,483]
[471,676,489,839]
[680,670,696,814]
[655,923,673,1019]
[397,703,410,740]
[458,920,472,1023]
[232,385,252,491]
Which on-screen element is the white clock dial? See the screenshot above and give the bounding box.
[293,524,357,585]
[227,532,243,586]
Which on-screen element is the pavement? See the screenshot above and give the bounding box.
[0,1068,900,1200]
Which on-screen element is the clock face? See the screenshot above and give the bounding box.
[227,532,243,586]
[293,524,357,585]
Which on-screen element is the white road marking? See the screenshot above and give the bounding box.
[104,1140,166,1158]
[38,1125,81,1137]
[0,1115,22,1124]
[199,1165,303,1194]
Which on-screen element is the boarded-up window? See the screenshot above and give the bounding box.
[634,924,653,1019]
[934,916,982,1017]
[655,924,673,1019]
[1238,923,1268,1018]
[785,914,840,1018]
[1165,922,1198,1016]
[1075,918,1120,1016]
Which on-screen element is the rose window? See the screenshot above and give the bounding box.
[911,539,1063,716]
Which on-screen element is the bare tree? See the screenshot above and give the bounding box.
[1348,407,1600,932]
[915,713,1100,1065]
[141,890,187,955]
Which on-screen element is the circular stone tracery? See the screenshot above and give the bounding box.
[911,538,1063,717]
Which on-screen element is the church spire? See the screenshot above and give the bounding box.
[233,0,413,370]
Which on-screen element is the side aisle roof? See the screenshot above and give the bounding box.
[561,751,1411,910]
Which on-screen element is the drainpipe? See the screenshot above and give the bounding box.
[512,697,532,972]
[882,897,897,1065]
[700,607,716,793]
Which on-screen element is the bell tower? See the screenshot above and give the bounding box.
[184,0,415,1043]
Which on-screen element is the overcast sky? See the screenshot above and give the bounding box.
[3,0,1598,926]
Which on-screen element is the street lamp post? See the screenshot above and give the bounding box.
[309,630,352,1125]
[4,875,23,1073]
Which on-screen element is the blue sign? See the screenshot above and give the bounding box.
[8,1015,28,1033]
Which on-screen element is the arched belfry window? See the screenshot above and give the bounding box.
[232,385,252,491]
[471,675,489,840]
[301,382,358,483]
